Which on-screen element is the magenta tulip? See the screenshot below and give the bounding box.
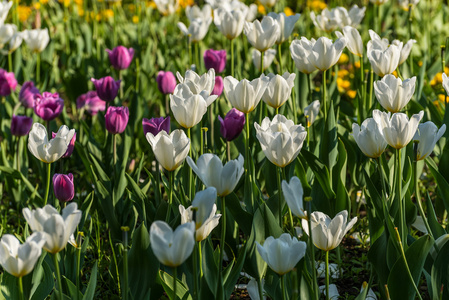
[105,106,129,134]
[106,46,135,70]
[53,173,75,202]
[142,116,170,136]
[204,49,226,73]
[34,92,64,121]
[91,76,121,102]
[0,69,17,96]
[19,81,40,108]
[156,71,176,95]
[218,108,246,141]
[11,115,33,136]
[76,91,106,116]
[212,76,224,96]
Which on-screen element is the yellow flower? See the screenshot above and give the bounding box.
[18,5,32,22]
[430,79,437,86]
[40,0,49,4]
[102,9,114,19]
[132,15,139,23]
[392,71,398,78]
[258,4,266,14]
[34,2,41,10]
[418,61,423,67]
[308,0,327,10]
[438,94,447,102]
[338,53,349,64]
[347,90,357,99]
[445,67,449,74]
[179,0,193,8]
[338,69,349,78]
[436,72,443,84]
[354,61,361,69]
[284,7,294,16]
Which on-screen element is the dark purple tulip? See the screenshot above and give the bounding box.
[212,76,223,96]
[156,71,176,95]
[106,46,135,70]
[34,92,64,121]
[53,173,75,202]
[52,131,76,158]
[204,49,226,73]
[0,69,17,96]
[76,91,106,116]
[10,115,33,136]
[142,116,170,136]
[19,81,40,108]
[91,76,121,102]
[218,108,246,142]
[105,106,129,134]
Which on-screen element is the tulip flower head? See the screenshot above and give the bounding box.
[176,68,216,96]
[19,81,39,108]
[212,76,224,96]
[374,75,416,113]
[146,129,190,171]
[256,233,307,275]
[53,173,75,202]
[178,17,212,43]
[335,26,363,57]
[218,108,246,141]
[76,91,106,116]
[106,46,134,70]
[11,115,33,136]
[91,76,121,102]
[290,37,318,74]
[258,0,276,8]
[310,8,339,33]
[352,118,388,158]
[244,16,280,52]
[413,122,446,160]
[170,83,210,128]
[153,0,179,15]
[443,73,449,96]
[282,176,306,219]
[185,4,212,22]
[142,116,170,136]
[156,71,177,95]
[262,72,296,109]
[267,12,300,45]
[0,68,16,96]
[0,232,46,278]
[0,24,18,48]
[309,36,347,71]
[304,100,320,127]
[213,8,246,40]
[23,203,82,254]
[253,49,277,72]
[105,106,129,134]
[34,92,64,121]
[0,1,12,24]
[367,35,402,77]
[223,75,269,114]
[204,49,226,73]
[150,221,195,267]
[51,130,76,158]
[23,28,50,53]
[302,210,357,251]
[6,30,23,53]
[395,39,416,65]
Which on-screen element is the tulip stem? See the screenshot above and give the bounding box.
[166,171,174,222]
[322,69,327,123]
[276,166,283,228]
[307,73,313,104]
[231,38,235,78]
[260,50,264,75]
[44,163,51,206]
[368,69,374,112]
[396,148,406,248]
[307,201,319,300]
[113,134,117,167]
[76,244,81,300]
[53,253,64,300]
[8,52,12,73]
[193,241,199,300]
[156,161,161,206]
[244,113,254,211]
[122,227,129,300]
[187,128,193,201]
[413,143,432,236]
[325,251,330,300]
[36,53,40,85]
[195,42,200,72]
[227,141,231,162]
[119,70,123,100]
[257,278,264,300]
[280,274,287,300]
[198,241,203,277]
[18,276,24,300]
[16,136,21,172]
[278,44,283,74]
[359,56,364,125]
[219,196,226,274]
[173,267,177,300]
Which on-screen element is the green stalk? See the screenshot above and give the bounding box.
[231,38,234,78]
[280,274,286,300]
[260,50,264,75]
[166,171,174,222]
[187,128,193,201]
[8,52,12,73]
[36,53,41,85]
[198,241,203,277]
[408,5,414,74]
[226,141,231,162]
[359,56,364,125]
[325,251,330,300]
[109,230,121,295]
[396,148,406,247]
[413,143,432,236]
[209,104,214,150]
[193,241,199,300]
[113,134,117,167]
[18,276,24,300]
[278,43,283,74]
[257,278,264,300]
[307,73,313,104]
[53,253,64,300]
[119,70,123,100]
[76,244,81,300]
[307,201,319,300]
[195,42,200,71]
[16,136,21,172]
[368,69,374,113]
[322,69,327,122]
[156,161,161,206]
[276,167,282,228]
[122,227,129,300]
[219,196,226,273]
[244,114,254,210]
[173,267,177,300]
[44,163,51,206]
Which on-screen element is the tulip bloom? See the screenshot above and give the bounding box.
[153,0,179,15]
[304,100,320,127]
[146,129,190,171]
[156,71,177,95]
[258,0,276,8]
[23,203,82,254]
[413,122,446,160]
[309,36,347,71]
[267,12,300,44]
[374,75,416,113]
[105,106,129,134]
[254,115,307,168]
[335,26,363,57]
[53,173,75,202]
[393,39,416,65]
[150,221,195,267]
[302,210,357,251]
[19,81,40,108]
[142,116,170,136]
[178,18,212,43]
[0,232,46,278]
[244,16,280,52]
[51,130,76,158]
[367,39,402,77]
[23,28,50,53]
[204,49,226,73]
[11,115,33,136]
[34,92,64,121]
[0,1,12,24]
[282,176,306,219]
[443,73,449,96]
[253,49,277,72]
[91,76,121,102]
[212,76,224,96]
[256,233,307,275]
[76,91,106,116]
[0,68,17,96]
[176,69,216,95]
[187,153,244,197]
[223,75,269,114]
[352,118,388,158]
[218,108,246,141]
[290,37,318,74]
[214,8,246,40]
[170,84,210,129]
[262,72,296,109]
[106,46,134,70]
[310,8,339,33]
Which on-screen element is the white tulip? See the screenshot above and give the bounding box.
[244,16,280,52]
[185,4,212,22]
[154,0,179,15]
[344,5,366,27]
[0,1,12,25]
[282,176,305,218]
[290,37,318,74]
[310,9,339,33]
[335,26,363,57]
[261,72,296,109]
[309,36,347,71]
[170,84,210,128]
[304,100,320,127]
[373,109,424,149]
[178,17,212,43]
[256,233,307,275]
[370,0,388,4]
[399,0,419,9]
[252,49,277,72]
[413,122,446,160]
[367,40,402,77]
[393,39,416,65]
[23,203,82,254]
[28,123,75,164]
[442,73,449,96]
[23,28,50,53]
[244,4,258,22]
[352,118,388,158]
[0,24,16,48]
[267,12,301,44]
[146,129,190,171]
[214,8,246,40]
[319,284,340,299]
[223,75,269,114]
[247,278,267,300]
[187,153,244,197]
[374,75,416,113]
[301,210,357,251]
[258,0,276,8]
[176,68,215,95]
[0,232,46,278]
[6,30,23,53]
[254,115,307,167]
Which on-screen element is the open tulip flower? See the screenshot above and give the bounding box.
[352,118,388,158]
[23,28,49,53]
[310,8,340,33]
[223,75,269,114]
[309,36,347,71]
[185,4,212,22]
[335,26,363,57]
[153,0,179,15]
[367,32,403,77]
[262,72,296,109]
[267,12,300,45]
[413,122,446,161]
[374,75,416,113]
[290,37,318,74]
[282,176,306,219]
[254,115,307,168]
[218,108,246,142]
[214,8,246,40]
[176,68,216,95]
[178,18,212,43]
[443,73,449,96]
[146,129,190,171]
[142,116,170,136]
[244,16,280,52]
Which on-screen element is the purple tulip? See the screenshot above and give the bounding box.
[204,49,226,73]
[91,76,121,102]
[156,71,176,95]
[53,173,75,202]
[19,81,40,108]
[105,106,129,134]
[218,108,246,142]
[0,69,17,96]
[52,131,76,158]
[34,92,64,121]
[106,46,135,70]
[76,91,106,116]
[10,115,33,136]
[142,116,170,136]
[212,76,223,96]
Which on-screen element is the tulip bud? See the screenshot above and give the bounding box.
[10,115,33,136]
[105,106,129,134]
[142,116,170,136]
[218,108,245,142]
[23,28,50,53]
[203,49,226,73]
[156,71,177,95]
[91,76,121,102]
[19,81,40,108]
[52,131,76,158]
[106,46,134,70]
[53,173,75,202]
[34,92,64,121]
[212,76,223,96]
[76,91,106,116]
[0,69,17,96]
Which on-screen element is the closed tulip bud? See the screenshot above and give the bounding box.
[91,76,121,102]
[256,233,307,275]
[304,100,320,127]
[352,118,388,158]
[146,129,190,171]
[214,8,246,40]
[413,122,446,160]
[262,72,296,109]
[254,115,307,168]
[335,26,363,57]
[290,37,318,74]
[19,81,39,108]
[373,109,424,149]
[302,210,357,251]
[0,1,12,24]
[150,221,195,267]
[374,75,416,113]
[212,76,224,96]
[244,16,280,52]
[170,84,210,128]
[253,49,277,72]
[52,130,76,158]
[0,68,16,96]
[267,12,300,44]
[223,75,269,114]
[106,46,134,70]
[309,36,347,71]
[204,49,226,73]
[218,108,245,141]
[282,176,306,219]
[176,69,215,95]
[76,91,106,116]
[142,116,170,136]
[153,0,179,15]
[53,173,75,202]
[23,28,50,53]
[105,106,129,134]
[0,232,46,278]
[187,153,244,197]
[10,115,33,136]
[443,73,449,96]
[34,92,64,121]
[23,203,82,254]
[367,40,402,77]
[156,71,177,95]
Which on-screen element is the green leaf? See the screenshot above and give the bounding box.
[158,270,192,300]
[82,261,97,300]
[299,150,335,201]
[426,157,449,212]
